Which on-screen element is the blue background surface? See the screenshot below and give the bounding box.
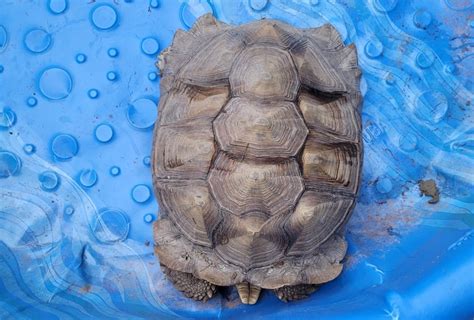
[0,0,473,319]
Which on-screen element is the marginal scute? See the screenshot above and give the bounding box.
[179,31,246,86]
[336,44,361,91]
[285,191,354,256]
[158,15,227,92]
[154,218,348,288]
[213,97,308,159]
[208,153,304,216]
[155,179,221,247]
[230,45,300,100]
[153,120,215,180]
[303,23,344,50]
[159,84,229,125]
[188,13,229,36]
[240,19,302,48]
[302,134,360,193]
[298,92,359,142]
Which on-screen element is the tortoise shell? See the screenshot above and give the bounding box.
[152,14,362,289]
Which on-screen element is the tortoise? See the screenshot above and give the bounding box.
[152,13,362,304]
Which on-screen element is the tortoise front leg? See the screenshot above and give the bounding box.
[160,264,217,302]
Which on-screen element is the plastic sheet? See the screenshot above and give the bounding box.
[0,0,473,319]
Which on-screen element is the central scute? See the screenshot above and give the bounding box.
[213,97,308,159]
[229,45,300,100]
[208,153,304,217]
[207,41,307,269]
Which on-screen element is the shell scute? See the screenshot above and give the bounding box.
[301,134,361,194]
[298,91,360,143]
[229,45,300,100]
[153,120,215,180]
[285,191,353,256]
[208,153,304,216]
[155,179,221,247]
[178,31,246,86]
[159,84,229,126]
[213,97,308,159]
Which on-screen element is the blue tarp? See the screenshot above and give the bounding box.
[0,0,473,319]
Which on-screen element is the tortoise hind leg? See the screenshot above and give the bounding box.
[161,264,217,302]
[273,284,319,302]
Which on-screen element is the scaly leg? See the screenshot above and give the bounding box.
[274,284,319,302]
[161,264,217,302]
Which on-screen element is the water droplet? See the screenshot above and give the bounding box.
[385,72,395,85]
[141,37,160,56]
[444,0,473,11]
[39,67,72,100]
[51,133,79,160]
[179,1,214,29]
[413,9,432,29]
[91,4,118,30]
[376,177,393,194]
[64,205,75,215]
[143,213,155,223]
[310,0,319,6]
[399,133,418,152]
[143,156,151,167]
[75,53,87,63]
[416,51,435,69]
[93,208,130,243]
[131,184,151,203]
[24,29,52,53]
[110,166,121,176]
[23,144,36,155]
[360,76,368,97]
[0,65,3,73]
[0,151,21,178]
[126,98,157,130]
[79,169,98,188]
[108,48,119,57]
[445,63,457,74]
[415,91,448,124]
[150,0,159,8]
[470,20,474,28]
[249,0,269,11]
[94,123,114,143]
[39,171,60,191]
[27,96,38,107]
[365,39,383,58]
[0,107,16,129]
[88,89,99,99]
[373,0,398,12]
[106,71,117,81]
[0,25,8,52]
[148,71,158,81]
[363,121,382,143]
[48,0,68,14]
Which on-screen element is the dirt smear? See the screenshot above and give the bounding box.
[345,189,433,267]
[418,179,440,204]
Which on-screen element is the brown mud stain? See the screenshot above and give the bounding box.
[81,284,92,293]
[345,191,432,268]
[418,179,440,204]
